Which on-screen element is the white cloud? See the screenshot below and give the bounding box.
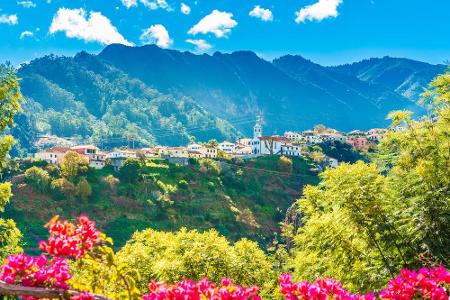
[140,0,170,10]
[140,24,173,48]
[49,8,132,46]
[249,5,273,22]
[180,3,191,15]
[20,30,33,39]
[120,0,137,9]
[295,0,342,23]
[188,10,237,38]
[0,14,18,25]
[186,39,212,52]
[17,1,36,8]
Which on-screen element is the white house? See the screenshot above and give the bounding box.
[71,145,106,169]
[187,144,203,152]
[34,147,71,165]
[106,149,137,171]
[284,131,305,142]
[166,147,189,158]
[281,144,301,157]
[218,141,236,154]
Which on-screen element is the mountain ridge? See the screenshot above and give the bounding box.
[9,45,445,153]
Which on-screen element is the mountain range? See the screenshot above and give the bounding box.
[8,45,447,153]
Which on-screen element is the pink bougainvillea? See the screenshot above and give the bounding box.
[279,273,375,300]
[0,253,72,300]
[379,265,450,300]
[142,277,261,300]
[279,266,449,300]
[39,215,100,258]
[70,290,95,300]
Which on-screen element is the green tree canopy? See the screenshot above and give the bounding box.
[116,228,273,292]
[0,63,23,260]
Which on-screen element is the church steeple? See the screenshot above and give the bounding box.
[254,115,262,139]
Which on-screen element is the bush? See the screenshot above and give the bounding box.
[103,174,119,191]
[178,179,189,189]
[77,177,92,201]
[25,166,50,193]
[278,156,293,173]
[116,228,273,292]
[50,178,76,199]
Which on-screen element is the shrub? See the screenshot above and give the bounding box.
[77,177,92,201]
[51,178,76,199]
[116,228,273,292]
[178,179,189,189]
[278,156,293,173]
[25,166,50,193]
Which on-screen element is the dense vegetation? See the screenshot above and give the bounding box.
[0,64,449,299]
[4,154,319,251]
[12,52,240,154]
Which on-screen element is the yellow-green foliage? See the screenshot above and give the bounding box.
[0,63,23,260]
[51,177,76,198]
[77,177,92,201]
[25,166,50,193]
[116,228,273,292]
[278,156,293,173]
[382,69,450,262]
[70,240,141,300]
[290,70,450,292]
[291,162,400,292]
[60,151,89,179]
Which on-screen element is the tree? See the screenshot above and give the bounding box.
[60,151,89,179]
[381,69,450,263]
[118,158,141,184]
[77,177,92,201]
[290,162,409,292]
[50,178,76,199]
[0,63,23,260]
[313,124,327,134]
[278,156,293,173]
[25,166,50,193]
[116,228,273,293]
[289,70,450,292]
[207,139,218,148]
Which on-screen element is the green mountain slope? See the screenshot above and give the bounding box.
[329,56,447,101]
[15,52,240,151]
[98,45,421,132]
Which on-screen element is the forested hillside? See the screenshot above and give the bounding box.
[12,52,240,154]
[4,155,319,251]
[329,56,447,100]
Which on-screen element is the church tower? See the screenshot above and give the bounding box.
[253,115,262,139]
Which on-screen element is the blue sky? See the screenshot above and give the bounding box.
[1,0,449,66]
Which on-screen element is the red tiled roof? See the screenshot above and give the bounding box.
[259,136,291,143]
[41,147,71,153]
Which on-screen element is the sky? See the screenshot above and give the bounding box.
[0,0,449,66]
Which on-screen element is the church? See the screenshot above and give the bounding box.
[250,116,301,157]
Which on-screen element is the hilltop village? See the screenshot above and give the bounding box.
[33,117,395,171]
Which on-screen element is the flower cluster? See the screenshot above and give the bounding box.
[70,290,95,300]
[39,215,100,258]
[279,273,375,300]
[379,265,450,300]
[0,253,72,300]
[142,277,261,300]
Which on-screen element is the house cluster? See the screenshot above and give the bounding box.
[33,117,390,171]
